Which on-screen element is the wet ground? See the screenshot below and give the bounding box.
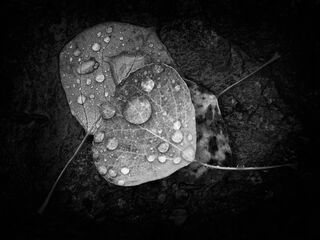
[1,0,318,239]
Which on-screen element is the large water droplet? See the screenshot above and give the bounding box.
[120,167,130,175]
[77,95,86,104]
[158,155,167,163]
[141,77,155,92]
[77,58,99,75]
[123,96,152,125]
[100,102,116,119]
[92,43,101,52]
[95,73,105,83]
[181,146,195,162]
[94,131,104,143]
[158,142,170,153]
[171,130,183,143]
[106,137,118,150]
[173,120,181,130]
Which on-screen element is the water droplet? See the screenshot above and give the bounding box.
[174,85,181,91]
[187,133,193,141]
[149,43,154,48]
[94,131,104,143]
[98,165,107,175]
[147,155,156,162]
[100,102,116,119]
[119,36,124,41]
[158,142,170,153]
[108,168,117,177]
[92,43,101,52]
[97,32,102,37]
[153,64,163,74]
[76,79,80,84]
[173,157,181,164]
[181,146,195,162]
[106,137,118,150]
[104,91,109,98]
[73,48,81,57]
[123,96,152,125]
[118,180,125,186]
[86,78,92,85]
[95,73,105,83]
[171,130,183,143]
[104,36,111,43]
[141,77,155,92]
[173,120,181,130]
[77,95,86,104]
[106,26,113,33]
[158,155,167,163]
[120,167,130,175]
[77,58,99,75]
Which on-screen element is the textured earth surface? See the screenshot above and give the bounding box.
[1,1,318,239]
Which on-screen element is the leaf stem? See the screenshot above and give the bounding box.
[200,162,296,171]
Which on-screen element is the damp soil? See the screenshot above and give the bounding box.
[1,1,318,239]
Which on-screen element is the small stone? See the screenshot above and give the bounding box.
[158,142,170,153]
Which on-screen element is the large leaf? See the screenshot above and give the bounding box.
[59,22,173,132]
[92,63,197,186]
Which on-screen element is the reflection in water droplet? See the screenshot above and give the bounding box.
[94,131,104,143]
[100,102,116,119]
[120,167,130,175]
[158,142,170,153]
[98,165,107,175]
[173,157,182,164]
[108,168,117,177]
[95,73,105,82]
[92,43,101,51]
[158,155,167,163]
[173,120,181,130]
[141,77,155,92]
[106,137,118,150]
[77,95,86,104]
[147,155,156,162]
[123,96,152,125]
[181,146,195,162]
[171,130,183,143]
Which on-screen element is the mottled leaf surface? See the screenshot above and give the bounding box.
[92,63,196,186]
[59,22,173,132]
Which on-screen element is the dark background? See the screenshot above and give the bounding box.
[1,0,318,239]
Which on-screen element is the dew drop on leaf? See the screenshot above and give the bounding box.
[98,165,107,175]
[181,146,195,162]
[173,120,181,130]
[147,155,156,162]
[120,167,130,175]
[158,155,167,163]
[92,43,101,52]
[94,131,104,143]
[100,102,116,119]
[108,168,117,177]
[106,137,118,150]
[76,58,99,75]
[171,130,183,143]
[95,73,105,83]
[173,157,182,164]
[158,142,170,153]
[73,48,81,57]
[77,95,86,104]
[141,77,155,92]
[123,96,152,125]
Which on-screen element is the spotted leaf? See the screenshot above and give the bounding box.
[92,63,196,186]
